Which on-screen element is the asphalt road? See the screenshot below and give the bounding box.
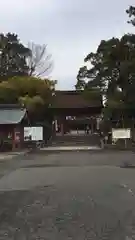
[0,151,135,239]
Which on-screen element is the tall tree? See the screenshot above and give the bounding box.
[27,42,53,78]
[0,76,56,122]
[126,6,135,26]
[76,34,135,124]
[0,33,30,80]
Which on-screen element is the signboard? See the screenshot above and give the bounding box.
[24,127,32,141]
[112,129,131,139]
[24,127,43,141]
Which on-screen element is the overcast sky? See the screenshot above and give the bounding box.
[0,0,135,89]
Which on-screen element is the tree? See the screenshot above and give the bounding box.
[0,76,56,122]
[0,33,30,81]
[0,81,18,104]
[19,95,45,118]
[126,6,135,26]
[27,42,53,78]
[0,32,56,126]
[76,34,135,126]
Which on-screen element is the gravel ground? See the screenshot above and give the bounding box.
[0,151,135,239]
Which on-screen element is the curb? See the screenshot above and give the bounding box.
[0,149,31,161]
[39,146,102,152]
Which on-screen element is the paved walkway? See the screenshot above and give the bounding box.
[40,145,101,151]
[0,151,135,239]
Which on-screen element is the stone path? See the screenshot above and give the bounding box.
[0,151,135,239]
[40,145,101,151]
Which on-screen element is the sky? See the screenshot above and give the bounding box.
[0,0,135,89]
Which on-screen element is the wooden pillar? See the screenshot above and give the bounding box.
[12,128,16,151]
[52,120,55,137]
[12,126,21,151]
[55,118,58,135]
[61,122,64,136]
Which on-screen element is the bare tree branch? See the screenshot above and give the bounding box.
[27,42,53,78]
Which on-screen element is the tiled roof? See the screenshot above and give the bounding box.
[53,90,102,108]
[0,108,26,124]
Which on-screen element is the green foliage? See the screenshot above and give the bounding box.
[76,33,135,124]
[0,31,56,124]
[8,76,55,99]
[75,5,135,131]
[82,87,101,103]
[19,95,44,113]
[0,76,56,121]
[126,6,135,26]
[76,66,87,90]
[0,33,30,80]
[0,81,18,103]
